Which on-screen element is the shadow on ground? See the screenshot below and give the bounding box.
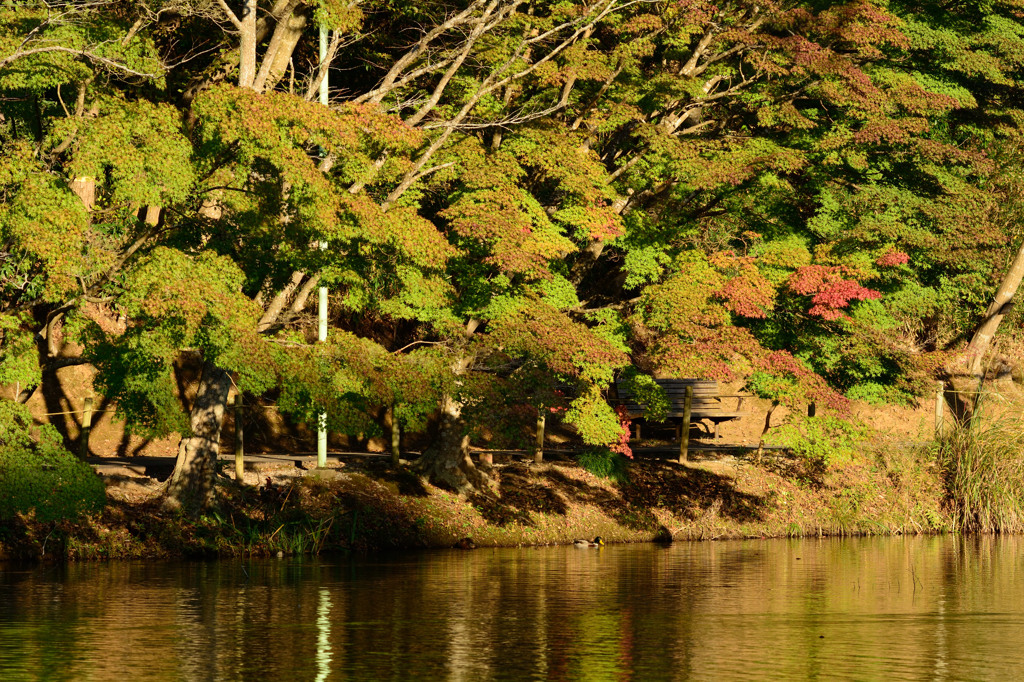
[471,459,769,531]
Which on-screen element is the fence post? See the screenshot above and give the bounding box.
[234,394,245,482]
[534,413,546,464]
[679,385,693,464]
[935,381,944,439]
[79,395,93,460]
[390,404,400,466]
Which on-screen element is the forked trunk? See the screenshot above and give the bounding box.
[164,361,233,511]
[413,388,492,494]
[967,240,1024,377]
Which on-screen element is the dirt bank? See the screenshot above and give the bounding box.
[0,440,949,562]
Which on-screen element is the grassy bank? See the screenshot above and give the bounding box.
[0,441,953,561]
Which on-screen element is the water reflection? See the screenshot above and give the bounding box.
[3,536,1024,680]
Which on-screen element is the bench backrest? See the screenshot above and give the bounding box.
[615,378,722,412]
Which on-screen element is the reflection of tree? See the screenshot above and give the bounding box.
[8,538,1024,677]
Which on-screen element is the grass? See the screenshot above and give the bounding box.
[937,410,1024,534]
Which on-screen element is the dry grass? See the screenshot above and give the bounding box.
[937,407,1024,534]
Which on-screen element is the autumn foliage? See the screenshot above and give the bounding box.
[3,0,1024,488]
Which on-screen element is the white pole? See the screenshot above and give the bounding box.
[319,27,329,106]
[317,25,329,468]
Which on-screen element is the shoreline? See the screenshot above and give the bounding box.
[0,446,950,562]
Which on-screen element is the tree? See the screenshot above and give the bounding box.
[5,0,1024,508]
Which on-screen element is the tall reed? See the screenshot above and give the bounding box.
[937,406,1024,533]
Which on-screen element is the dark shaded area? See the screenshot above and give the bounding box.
[39,364,77,451]
[619,461,767,523]
[467,459,768,531]
[358,459,430,497]
[4,449,781,561]
[1,473,437,562]
[470,463,569,526]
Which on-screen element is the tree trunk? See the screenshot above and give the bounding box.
[412,392,492,494]
[966,240,1024,376]
[238,0,258,89]
[411,356,491,493]
[69,176,95,209]
[252,8,307,93]
[164,361,233,511]
[755,401,779,461]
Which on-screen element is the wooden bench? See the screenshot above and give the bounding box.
[615,378,751,441]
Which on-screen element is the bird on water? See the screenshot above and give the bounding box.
[574,537,605,547]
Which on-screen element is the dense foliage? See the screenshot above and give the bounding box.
[3,0,1024,495]
[0,402,106,521]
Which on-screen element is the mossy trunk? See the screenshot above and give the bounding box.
[164,361,232,512]
[413,356,492,494]
[413,393,492,494]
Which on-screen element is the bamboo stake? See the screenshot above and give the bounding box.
[678,386,692,463]
[390,404,400,466]
[935,381,944,439]
[234,394,245,482]
[79,395,93,460]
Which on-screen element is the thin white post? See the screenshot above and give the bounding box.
[317,25,329,468]
[319,27,329,106]
[318,286,327,468]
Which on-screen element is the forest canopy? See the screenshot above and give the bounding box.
[2,0,1024,502]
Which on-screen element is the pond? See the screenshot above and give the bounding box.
[3,535,1024,680]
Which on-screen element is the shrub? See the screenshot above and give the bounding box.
[846,381,914,406]
[0,402,106,522]
[769,415,865,471]
[577,447,630,484]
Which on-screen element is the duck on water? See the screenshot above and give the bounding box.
[574,537,604,547]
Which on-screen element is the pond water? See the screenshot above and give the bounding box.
[3,535,1024,680]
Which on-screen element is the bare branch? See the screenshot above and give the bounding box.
[380,129,454,211]
[353,56,456,105]
[380,0,653,208]
[290,274,320,314]
[303,30,355,101]
[678,25,718,77]
[355,0,488,105]
[0,46,162,78]
[405,0,515,127]
[258,271,305,332]
[214,0,245,30]
[121,16,146,47]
